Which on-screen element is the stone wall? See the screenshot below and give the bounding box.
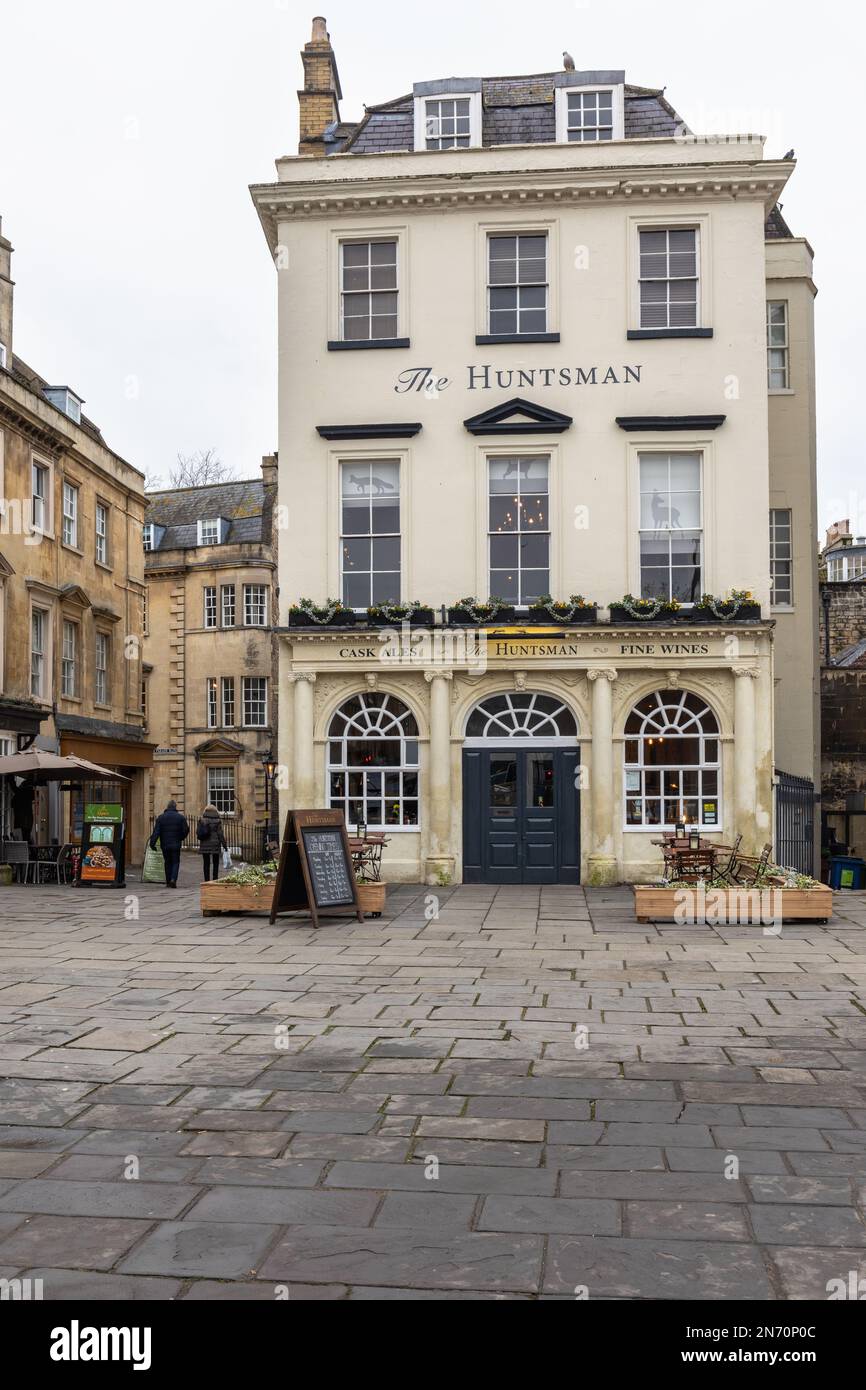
[819,580,866,662]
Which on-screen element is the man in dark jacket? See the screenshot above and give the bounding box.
[149,801,189,888]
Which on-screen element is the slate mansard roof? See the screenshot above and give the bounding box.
[145,479,273,553]
[337,72,687,156]
[327,70,796,241]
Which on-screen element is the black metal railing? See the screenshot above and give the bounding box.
[150,821,278,866]
[776,772,815,877]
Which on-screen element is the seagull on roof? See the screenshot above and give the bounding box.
[563,51,575,71]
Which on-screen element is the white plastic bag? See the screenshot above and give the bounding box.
[222,848,232,871]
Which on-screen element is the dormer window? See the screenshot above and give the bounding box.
[198,519,221,547]
[142,525,154,552]
[413,83,482,152]
[554,77,625,144]
[43,386,83,424]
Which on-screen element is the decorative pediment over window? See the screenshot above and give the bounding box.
[464,397,574,436]
[194,737,244,761]
[59,583,92,608]
[0,549,15,579]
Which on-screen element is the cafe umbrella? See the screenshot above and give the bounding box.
[0,751,129,781]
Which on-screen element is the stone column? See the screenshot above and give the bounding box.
[587,668,619,886]
[290,673,317,809]
[425,670,455,886]
[733,667,760,852]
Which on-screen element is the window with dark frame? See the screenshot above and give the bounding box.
[488,456,550,606]
[487,234,548,337]
[639,452,702,604]
[340,461,401,609]
[340,240,398,342]
[639,228,699,330]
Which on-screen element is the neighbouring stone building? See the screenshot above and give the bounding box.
[143,463,278,842]
[0,216,152,857]
[820,524,866,860]
[250,18,820,885]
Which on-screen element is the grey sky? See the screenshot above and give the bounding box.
[1,0,858,531]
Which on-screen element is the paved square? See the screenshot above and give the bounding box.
[0,870,865,1299]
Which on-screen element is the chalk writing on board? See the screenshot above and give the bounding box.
[302,828,355,908]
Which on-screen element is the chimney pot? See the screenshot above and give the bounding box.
[311,16,328,44]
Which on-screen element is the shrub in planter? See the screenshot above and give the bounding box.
[366,602,435,628]
[526,594,598,626]
[696,590,762,622]
[447,597,517,626]
[608,595,689,624]
[288,598,355,628]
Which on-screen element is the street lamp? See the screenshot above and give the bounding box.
[262,751,277,819]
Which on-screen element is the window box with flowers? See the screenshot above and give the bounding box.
[447,597,517,627]
[526,595,598,626]
[695,591,762,623]
[288,599,356,629]
[608,595,692,624]
[366,602,435,629]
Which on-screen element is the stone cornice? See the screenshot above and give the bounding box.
[251,157,792,250]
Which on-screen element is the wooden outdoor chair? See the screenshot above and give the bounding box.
[669,848,717,884]
[712,834,744,885]
[733,843,774,887]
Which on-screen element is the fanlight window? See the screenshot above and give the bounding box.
[466,693,577,741]
[624,689,720,831]
[328,694,419,830]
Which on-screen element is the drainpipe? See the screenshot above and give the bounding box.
[821,587,833,667]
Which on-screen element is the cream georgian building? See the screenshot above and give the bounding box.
[250,18,819,886]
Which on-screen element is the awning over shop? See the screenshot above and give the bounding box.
[55,714,155,770]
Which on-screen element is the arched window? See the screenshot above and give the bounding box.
[328,693,419,830]
[466,692,578,743]
[624,689,720,830]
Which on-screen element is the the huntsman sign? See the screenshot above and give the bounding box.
[395,364,643,394]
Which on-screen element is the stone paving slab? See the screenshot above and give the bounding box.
[0,877,864,1299]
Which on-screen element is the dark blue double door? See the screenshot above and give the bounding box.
[462,748,580,884]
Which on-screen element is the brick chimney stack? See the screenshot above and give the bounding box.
[0,217,13,363]
[298,16,342,157]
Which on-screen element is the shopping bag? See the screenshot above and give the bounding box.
[221,848,233,871]
[142,844,165,884]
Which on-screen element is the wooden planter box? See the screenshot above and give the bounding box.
[201,881,276,917]
[356,881,387,918]
[634,884,833,924]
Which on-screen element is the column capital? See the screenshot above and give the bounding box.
[425,670,454,684]
[587,667,618,684]
[733,667,761,680]
[289,672,318,685]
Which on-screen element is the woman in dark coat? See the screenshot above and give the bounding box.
[196,804,228,882]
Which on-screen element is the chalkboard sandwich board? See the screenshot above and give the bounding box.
[270,810,365,928]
